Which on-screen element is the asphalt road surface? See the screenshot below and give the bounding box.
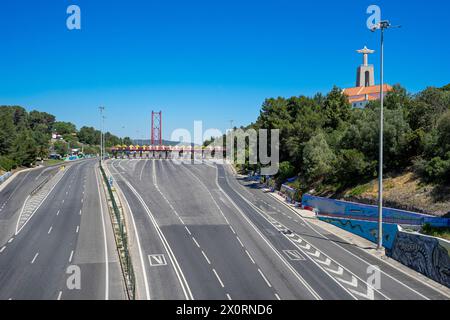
[107,158,449,300]
[0,160,126,300]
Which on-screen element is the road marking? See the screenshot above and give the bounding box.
[229,226,236,234]
[148,254,167,267]
[8,238,14,244]
[214,167,322,300]
[57,291,62,300]
[76,226,79,233]
[48,226,53,234]
[283,250,306,261]
[201,251,211,265]
[114,164,192,300]
[213,269,225,288]
[236,237,244,248]
[69,250,74,263]
[81,198,83,203]
[226,293,232,300]
[62,199,65,204]
[275,293,281,300]
[79,209,82,215]
[31,252,39,264]
[95,165,110,300]
[192,237,201,248]
[56,210,60,216]
[0,246,6,253]
[184,226,192,235]
[258,269,272,288]
[112,170,151,300]
[245,250,256,264]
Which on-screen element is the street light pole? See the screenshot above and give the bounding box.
[99,106,105,166]
[371,20,399,250]
[377,26,385,250]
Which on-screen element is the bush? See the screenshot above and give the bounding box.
[0,156,15,172]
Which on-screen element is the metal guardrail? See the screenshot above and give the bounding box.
[99,165,136,300]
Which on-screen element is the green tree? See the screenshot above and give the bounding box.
[302,133,336,185]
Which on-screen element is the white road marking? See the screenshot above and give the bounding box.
[95,164,110,300]
[213,269,225,288]
[226,293,232,300]
[184,226,192,235]
[275,293,281,300]
[56,210,60,216]
[258,269,272,288]
[48,226,53,234]
[8,238,14,244]
[236,237,244,248]
[76,226,79,233]
[31,252,39,264]
[229,226,236,234]
[0,246,6,253]
[79,209,82,215]
[201,251,211,265]
[57,291,62,300]
[192,237,201,248]
[245,250,256,264]
[69,250,74,263]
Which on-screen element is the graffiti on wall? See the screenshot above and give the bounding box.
[317,216,399,250]
[389,231,450,288]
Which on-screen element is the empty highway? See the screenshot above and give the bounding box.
[0,160,126,300]
[107,158,449,300]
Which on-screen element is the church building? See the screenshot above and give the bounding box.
[343,46,393,108]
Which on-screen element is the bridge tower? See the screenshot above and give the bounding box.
[151,111,162,146]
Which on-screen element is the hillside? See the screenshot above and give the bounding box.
[343,172,450,217]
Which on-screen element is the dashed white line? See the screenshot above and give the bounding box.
[236,237,244,248]
[245,250,256,264]
[56,210,60,216]
[275,293,281,300]
[0,246,6,253]
[229,226,236,234]
[192,237,201,248]
[201,251,211,264]
[31,252,39,264]
[226,293,232,300]
[69,250,74,263]
[57,291,62,300]
[48,226,53,234]
[184,226,192,235]
[79,209,82,215]
[213,269,225,288]
[258,269,272,288]
[8,238,14,244]
[76,226,79,233]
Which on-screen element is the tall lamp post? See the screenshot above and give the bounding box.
[99,106,105,165]
[371,20,400,250]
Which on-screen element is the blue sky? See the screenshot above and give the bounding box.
[0,0,449,140]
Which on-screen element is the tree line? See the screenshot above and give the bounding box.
[0,106,131,171]
[229,84,450,194]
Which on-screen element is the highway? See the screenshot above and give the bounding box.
[0,157,448,300]
[0,160,126,300]
[108,158,449,300]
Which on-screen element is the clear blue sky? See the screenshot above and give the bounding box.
[0,0,449,140]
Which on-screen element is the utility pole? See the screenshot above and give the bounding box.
[371,20,400,250]
[99,106,105,166]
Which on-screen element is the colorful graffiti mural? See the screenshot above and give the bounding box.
[302,194,450,227]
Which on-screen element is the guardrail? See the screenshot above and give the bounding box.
[99,165,136,300]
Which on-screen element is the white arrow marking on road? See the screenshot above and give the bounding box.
[308,250,321,258]
[317,258,332,266]
[326,266,344,276]
[337,276,358,288]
